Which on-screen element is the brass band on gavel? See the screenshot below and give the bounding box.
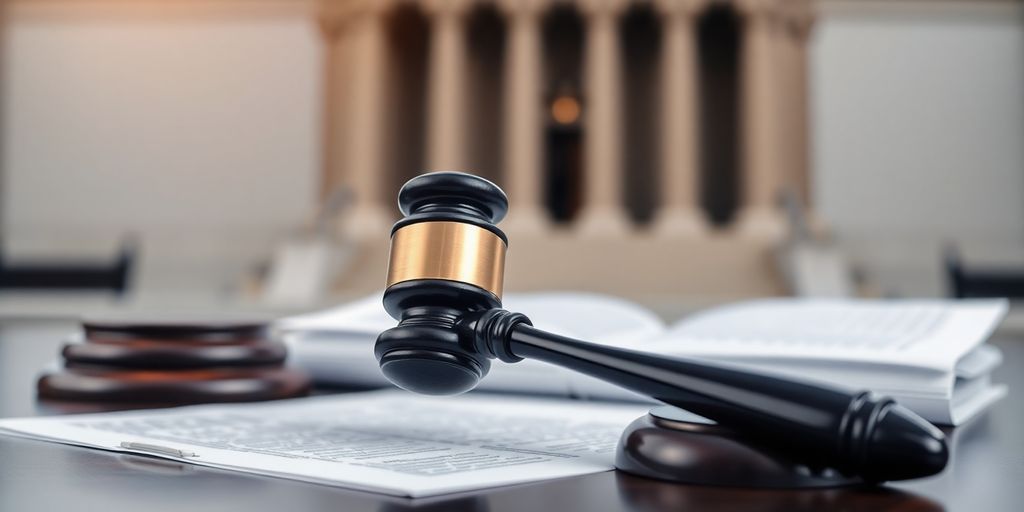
[386,221,507,299]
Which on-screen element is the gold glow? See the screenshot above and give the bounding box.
[551,96,581,125]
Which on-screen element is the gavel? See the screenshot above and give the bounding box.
[375,171,947,483]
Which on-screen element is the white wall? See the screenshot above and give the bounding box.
[813,0,1024,294]
[1,1,321,294]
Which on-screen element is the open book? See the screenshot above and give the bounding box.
[279,293,1009,426]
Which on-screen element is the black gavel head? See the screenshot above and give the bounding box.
[375,172,509,395]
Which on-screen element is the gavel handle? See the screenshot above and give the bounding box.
[506,323,948,482]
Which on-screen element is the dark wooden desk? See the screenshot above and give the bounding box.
[1,318,1021,511]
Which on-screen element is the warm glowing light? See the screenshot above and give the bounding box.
[551,96,581,125]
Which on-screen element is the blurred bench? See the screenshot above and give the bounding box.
[946,247,1024,299]
[0,240,136,295]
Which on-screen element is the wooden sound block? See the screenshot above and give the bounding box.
[82,316,270,344]
[615,406,863,488]
[61,339,288,369]
[38,367,311,404]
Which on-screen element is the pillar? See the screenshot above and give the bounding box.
[775,1,801,211]
[736,0,785,236]
[342,0,392,238]
[317,5,349,204]
[577,0,630,235]
[499,0,549,233]
[652,0,707,236]
[791,1,815,209]
[425,0,470,171]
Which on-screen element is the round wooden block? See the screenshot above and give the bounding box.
[615,406,863,488]
[61,339,288,369]
[82,316,270,344]
[38,367,311,404]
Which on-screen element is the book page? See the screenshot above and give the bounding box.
[279,292,665,344]
[657,299,1008,370]
[507,292,665,343]
[279,292,665,393]
[0,391,649,498]
[276,294,389,335]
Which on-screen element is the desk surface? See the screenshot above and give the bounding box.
[1,318,1021,512]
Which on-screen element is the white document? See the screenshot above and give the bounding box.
[0,390,650,497]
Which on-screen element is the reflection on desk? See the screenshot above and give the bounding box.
[616,472,941,512]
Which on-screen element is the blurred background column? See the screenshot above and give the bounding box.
[775,3,797,209]
[500,0,549,235]
[317,3,349,205]
[775,0,814,213]
[652,0,707,237]
[426,0,470,171]
[736,0,784,236]
[790,2,815,209]
[577,0,630,236]
[342,0,391,238]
